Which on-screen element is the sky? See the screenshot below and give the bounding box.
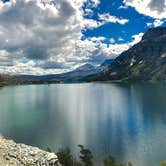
[0,0,166,75]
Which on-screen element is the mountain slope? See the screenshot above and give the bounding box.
[19,63,96,83]
[57,63,96,82]
[100,59,114,70]
[86,27,166,81]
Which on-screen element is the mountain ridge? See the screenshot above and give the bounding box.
[1,27,166,84]
[84,27,166,82]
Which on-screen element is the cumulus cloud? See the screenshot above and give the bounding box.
[86,0,100,8]
[98,13,129,25]
[0,0,84,74]
[110,38,115,44]
[74,32,143,65]
[123,0,166,19]
[0,0,140,75]
[83,13,129,30]
[83,18,103,29]
[147,19,164,28]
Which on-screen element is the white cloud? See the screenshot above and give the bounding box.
[146,22,153,27]
[110,38,115,44]
[147,19,164,28]
[91,0,100,7]
[83,12,129,30]
[83,0,100,16]
[86,0,100,8]
[153,19,164,27]
[118,37,124,41]
[83,18,103,29]
[89,36,106,42]
[123,0,166,19]
[118,5,128,9]
[0,0,85,74]
[74,32,144,65]
[0,0,141,75]
[98,13,129,25]
[129,32,144,46]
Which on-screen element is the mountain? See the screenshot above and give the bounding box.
[57,63,96,82]
[75,63,95,72]
[99,59,114,71]
[3,26,166,84]
[85,27,166,81]
[18,63,96,83]
[100,59,114,67]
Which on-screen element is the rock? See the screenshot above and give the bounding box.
[0,135,61,166]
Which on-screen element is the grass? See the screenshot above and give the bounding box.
[160,161,166,166]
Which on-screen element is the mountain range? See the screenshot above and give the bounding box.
[0,27,166,85]
[84,27,166,82]
[18,59,113,83]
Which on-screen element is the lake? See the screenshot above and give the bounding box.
[0,83,166,166]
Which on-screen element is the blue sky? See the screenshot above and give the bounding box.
[83,0,166,43]
[0,0,166,75]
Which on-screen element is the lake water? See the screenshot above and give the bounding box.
[0,83,166,166]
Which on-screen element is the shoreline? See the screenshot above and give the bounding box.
[0,135,60,166]
[0,79,166,88]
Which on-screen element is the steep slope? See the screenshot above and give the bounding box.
[87,27,166,81]
[100,59,114,70]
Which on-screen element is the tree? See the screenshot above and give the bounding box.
[78,145,93,166]
[57,147,82,166]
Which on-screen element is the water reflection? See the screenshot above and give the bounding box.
[0,83,166,166]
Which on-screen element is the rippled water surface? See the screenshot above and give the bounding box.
[0,83,166,166]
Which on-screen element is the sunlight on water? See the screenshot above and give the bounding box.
[0,83,166,166]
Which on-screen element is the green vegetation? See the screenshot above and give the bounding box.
[78,145,93,166]
[160,161,166,166]
[45,145,166,166]
[0,74,60,87]
[57,147,82,166]
[47,145,132,166]
[103,156,132,166]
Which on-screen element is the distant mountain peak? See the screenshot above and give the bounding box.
[76,63,95,71]
[142,27,166,41]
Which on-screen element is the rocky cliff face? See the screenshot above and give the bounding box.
[142,27,166,41]
[90,27,166,81]
[0,135,60,166]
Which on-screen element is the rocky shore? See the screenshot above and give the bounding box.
[0,135,60,166]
